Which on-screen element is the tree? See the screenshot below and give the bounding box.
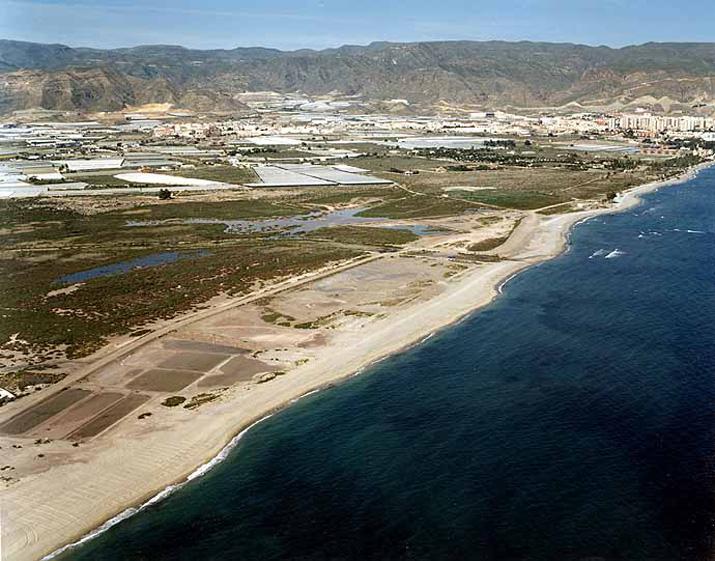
[158,188,172,200]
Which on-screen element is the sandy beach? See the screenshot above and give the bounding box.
[1,163,710,561]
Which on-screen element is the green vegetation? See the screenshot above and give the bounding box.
[468,218,522,252]
[293,184,403,206]
[293,310,348,330]
[125,198,309,221]
[69,165,258,188]
[161,396,186,407]
[468,254,504,262]
[396,166,661,210]
[69,174,132,187]
[0,370,66,394]
[305,225,418,247]
[0,197,362,363]
[184,392,220,410]
[457,190,562,210]
[261,309,296,326]
[1,241,360,359]
[0,199,236,246]
[357,195,481,218]
[258,149,316,161]
[167,165,258,184]
[346,146,699,211]
[537,203,579,215]
[467,236,510,252]
[352,155,454,173]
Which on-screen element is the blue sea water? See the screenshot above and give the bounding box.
[61,169,715,561]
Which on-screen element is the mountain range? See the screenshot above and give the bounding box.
[1,39,715,115]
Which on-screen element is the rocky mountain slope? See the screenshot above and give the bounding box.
[1,39,715,114]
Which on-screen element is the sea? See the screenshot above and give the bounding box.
[59,168,715,561]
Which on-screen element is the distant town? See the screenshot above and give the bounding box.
[2,97,714,199]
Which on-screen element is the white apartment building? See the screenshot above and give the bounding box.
[607,114,715,133]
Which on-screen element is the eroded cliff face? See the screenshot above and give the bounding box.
[0,67,248,113]
[1,39,714,114]
[1,67,143,112]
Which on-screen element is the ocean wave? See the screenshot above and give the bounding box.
[42,503,146,560]
[589,249,607,259]
[497,272,519,294]
[604,249,625,259]
[419,333,434,344]
[46,378,344,561]
[41,480,182,561]
[638,230,663,238]
[42,414,274,560]
[294,388,321,400]
[186,415,272,481]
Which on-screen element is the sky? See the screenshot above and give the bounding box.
[1,0,714,51]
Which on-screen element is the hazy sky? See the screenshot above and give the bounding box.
[1,0,713,50]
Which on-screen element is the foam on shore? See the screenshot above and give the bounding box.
[497,272,520,294]
[40,373,350,561]
[605,249,625,259]
[41,413,273,560]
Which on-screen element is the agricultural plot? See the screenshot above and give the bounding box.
[247,164,391,187]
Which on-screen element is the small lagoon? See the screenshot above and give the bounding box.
[55,250,211,285]
[127,208,438,237]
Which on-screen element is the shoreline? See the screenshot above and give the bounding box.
[41,412,276,560]
[5,161,712,561]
